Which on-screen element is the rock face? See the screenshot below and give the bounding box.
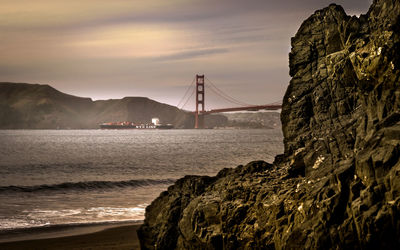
[138,0,400,249]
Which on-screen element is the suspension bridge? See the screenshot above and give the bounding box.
[177,75,282,129]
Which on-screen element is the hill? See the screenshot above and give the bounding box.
[0,82,223,129]
[222,112,281,129]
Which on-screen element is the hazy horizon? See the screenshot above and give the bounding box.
[1,0,371,110]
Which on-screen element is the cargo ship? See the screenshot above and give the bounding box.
[99,118,173,129]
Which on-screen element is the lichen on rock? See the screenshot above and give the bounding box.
[138,0,400,249]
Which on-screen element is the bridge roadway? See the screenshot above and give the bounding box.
[197,104,282,115]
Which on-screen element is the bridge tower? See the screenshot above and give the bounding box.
[195,74,205,129]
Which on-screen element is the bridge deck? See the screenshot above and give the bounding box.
[199,105,282,114]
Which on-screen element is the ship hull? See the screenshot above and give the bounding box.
[99,124,173,129]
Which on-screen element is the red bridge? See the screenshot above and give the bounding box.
[177,75,282,128]
[202,105,282,114]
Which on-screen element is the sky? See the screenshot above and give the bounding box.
[1,0,371,110]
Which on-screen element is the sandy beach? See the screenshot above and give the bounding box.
[0,222,141,250]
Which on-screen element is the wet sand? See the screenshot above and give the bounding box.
[0,223,141,250]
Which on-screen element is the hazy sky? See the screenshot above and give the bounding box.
[1,0,371,109]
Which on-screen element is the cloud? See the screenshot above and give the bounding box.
[151,48,229,62]
[0,0,373,107]
[0,0,372,31]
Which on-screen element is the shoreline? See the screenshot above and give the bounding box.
[0,222,141,250]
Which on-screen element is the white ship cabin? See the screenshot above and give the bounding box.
[152,118,160,125]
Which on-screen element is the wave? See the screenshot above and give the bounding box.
[0,178,176,193]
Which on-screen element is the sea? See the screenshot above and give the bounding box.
[0,129,283,231]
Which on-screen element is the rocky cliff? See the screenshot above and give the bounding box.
[138,0,400,249]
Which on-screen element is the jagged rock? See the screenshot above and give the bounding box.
[138,0,400,249]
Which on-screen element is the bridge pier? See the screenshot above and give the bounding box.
[195,114,204,129]
[195,74,205,129]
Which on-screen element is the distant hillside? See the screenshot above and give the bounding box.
[0,82,284,129]
[0,82,94,129]
[0,82,224,129]
[222,112,281,129]
[91,97,196,129]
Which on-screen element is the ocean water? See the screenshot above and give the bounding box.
[0,129,283,231]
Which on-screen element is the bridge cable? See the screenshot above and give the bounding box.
[206,82,249,106]
[206,77,283,107]
[207,85,248,107]
[177,77,196,109]
[205,77,255,107]
[180,84,196,110]
[205,77,254,106]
